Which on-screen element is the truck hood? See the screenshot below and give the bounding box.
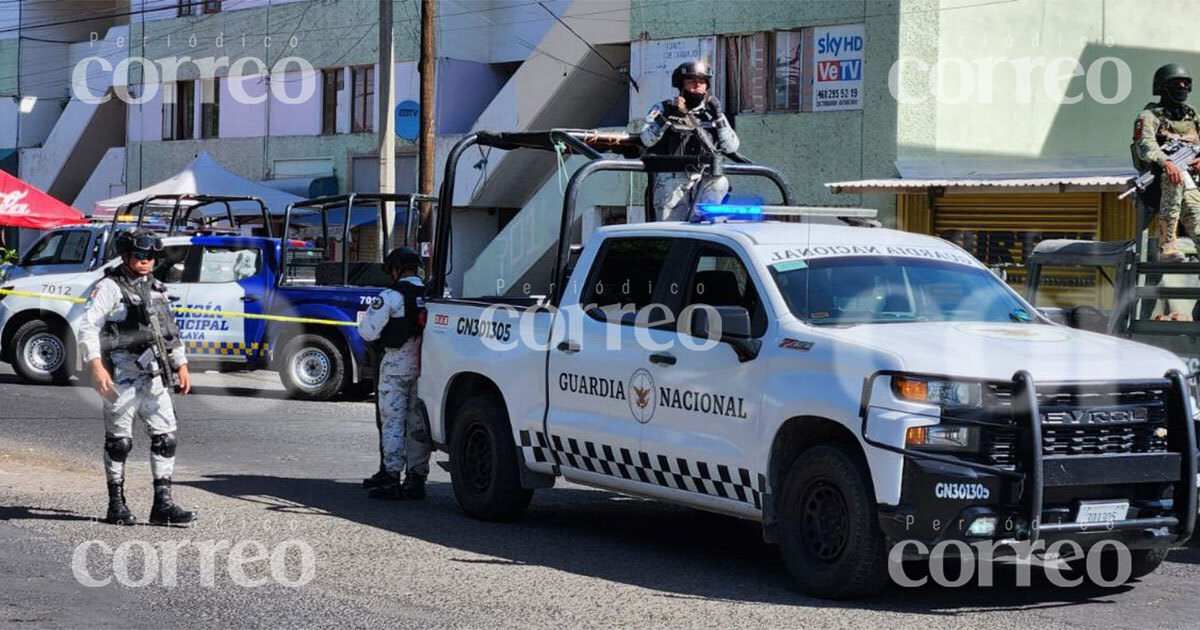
[3,268,104,289]
[820,321,1186,382]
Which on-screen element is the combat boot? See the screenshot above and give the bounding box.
[362,470,393,489]
[104,481,137,526]
[149,478,197,527]
[1158,217,1185,262]
[400,473,426,501]
[368,473,403,500]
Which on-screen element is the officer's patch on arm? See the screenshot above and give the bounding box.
[1134,118,1144,139]
[370,296,384,310]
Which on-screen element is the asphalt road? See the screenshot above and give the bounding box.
[2,364,1200,629]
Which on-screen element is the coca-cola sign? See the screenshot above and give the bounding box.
[0,189,31,216]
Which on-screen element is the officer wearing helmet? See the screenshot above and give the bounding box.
[1133,63,1200,261]
[359,246,431,500]
[77,229,196,526]
[641,59,740,221]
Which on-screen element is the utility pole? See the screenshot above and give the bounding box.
[378,0,397,247]
[418,0,436,258]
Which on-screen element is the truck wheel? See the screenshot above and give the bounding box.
[11,320,72,385]
[1070,547,1169,583]
[449,394,533,521]
[279,334,346,401]
[778,444,889,599]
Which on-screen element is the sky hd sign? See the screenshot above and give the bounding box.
[810,24,865,111]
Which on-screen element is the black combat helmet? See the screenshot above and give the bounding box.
[1153,63,1192,101]
[114,229,164,257]
[671,60,712,90]
[383,246,422,273]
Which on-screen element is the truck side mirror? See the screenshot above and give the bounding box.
[690,306,761,362]
[1037,307,1069,326]
[691,305,752,339]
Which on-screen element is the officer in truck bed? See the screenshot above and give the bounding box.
[641,60,740,222]
[1132,63,1200,261]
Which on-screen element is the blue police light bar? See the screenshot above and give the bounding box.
[692,204,878,223]
[693,204,765,222]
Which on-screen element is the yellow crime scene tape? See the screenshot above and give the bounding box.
[0,288,359,327]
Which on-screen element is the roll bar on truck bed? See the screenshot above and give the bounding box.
[427,129,796,301]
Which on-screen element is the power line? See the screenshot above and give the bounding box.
[535,1,633,90]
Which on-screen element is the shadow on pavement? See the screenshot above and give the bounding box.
[186,385,294,401]
[0,505,97,523]
[181,473,1140,611]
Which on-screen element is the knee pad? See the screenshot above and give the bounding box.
[104,436,133,462]
[150,432,177,458]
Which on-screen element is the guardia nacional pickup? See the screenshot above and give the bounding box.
[419,203,1198,598]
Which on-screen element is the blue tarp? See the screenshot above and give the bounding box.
[290,207,410,229]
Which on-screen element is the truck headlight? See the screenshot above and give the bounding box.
[892,376,982,408]
[905,425,979,451]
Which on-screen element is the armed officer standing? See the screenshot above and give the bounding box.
[360,247,431,501]
[78,229,196,526]
[641,60,740,221]
[1133,63,1200,261]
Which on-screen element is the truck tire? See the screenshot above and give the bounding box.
[11,320,73,385]
[279,334,346,401]
[449,394,533,521]
[778,444,889,599]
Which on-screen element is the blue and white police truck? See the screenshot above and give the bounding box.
[0,194,421,400]
[416,131,1197,599]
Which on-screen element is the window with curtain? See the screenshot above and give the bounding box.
[351,66,374,133]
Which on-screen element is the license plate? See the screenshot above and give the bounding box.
[1075,500,1130,524]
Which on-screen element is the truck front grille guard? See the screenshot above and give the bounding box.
[858,369,1198,545]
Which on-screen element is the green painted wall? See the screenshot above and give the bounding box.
[629,0,923,223]
[930,0,1200,162]
[125,0,424,191]
[0,39,18,95]
[129,0,419,83]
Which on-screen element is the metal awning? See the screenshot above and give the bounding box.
[826,174,1134,195]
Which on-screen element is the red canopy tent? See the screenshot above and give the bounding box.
[0,170,87,230]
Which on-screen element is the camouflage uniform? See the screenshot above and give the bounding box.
[78,272,186,484]
[1133,101,1200,259]
[358,276,430,479]
[641,99,740,221]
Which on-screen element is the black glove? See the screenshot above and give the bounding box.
[705,95,724,118]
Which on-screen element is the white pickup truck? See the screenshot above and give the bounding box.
[417,130,1196,598]
[419,205,1198,598]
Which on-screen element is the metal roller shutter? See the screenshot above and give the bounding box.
[932,193,1103,304]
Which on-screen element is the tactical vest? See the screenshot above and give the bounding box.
[99,268,181,355]
[1151,102,1200,146]
[379,281,426,349]
[647,100,720,158]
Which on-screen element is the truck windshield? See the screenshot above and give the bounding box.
[771,256,1031,325]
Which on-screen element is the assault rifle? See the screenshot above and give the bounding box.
[134,282,182,393]
[1120,138,1200,199]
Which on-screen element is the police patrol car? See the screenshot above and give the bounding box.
[0,232,384,400]
[419,202,1198,598]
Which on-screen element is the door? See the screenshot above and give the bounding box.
[636,238,769,516]
[177,243,267,361]
[546,236,677,490]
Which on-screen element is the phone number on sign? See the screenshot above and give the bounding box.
[816,88,859,100]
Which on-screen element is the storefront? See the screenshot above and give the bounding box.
[826,175,1137,307]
